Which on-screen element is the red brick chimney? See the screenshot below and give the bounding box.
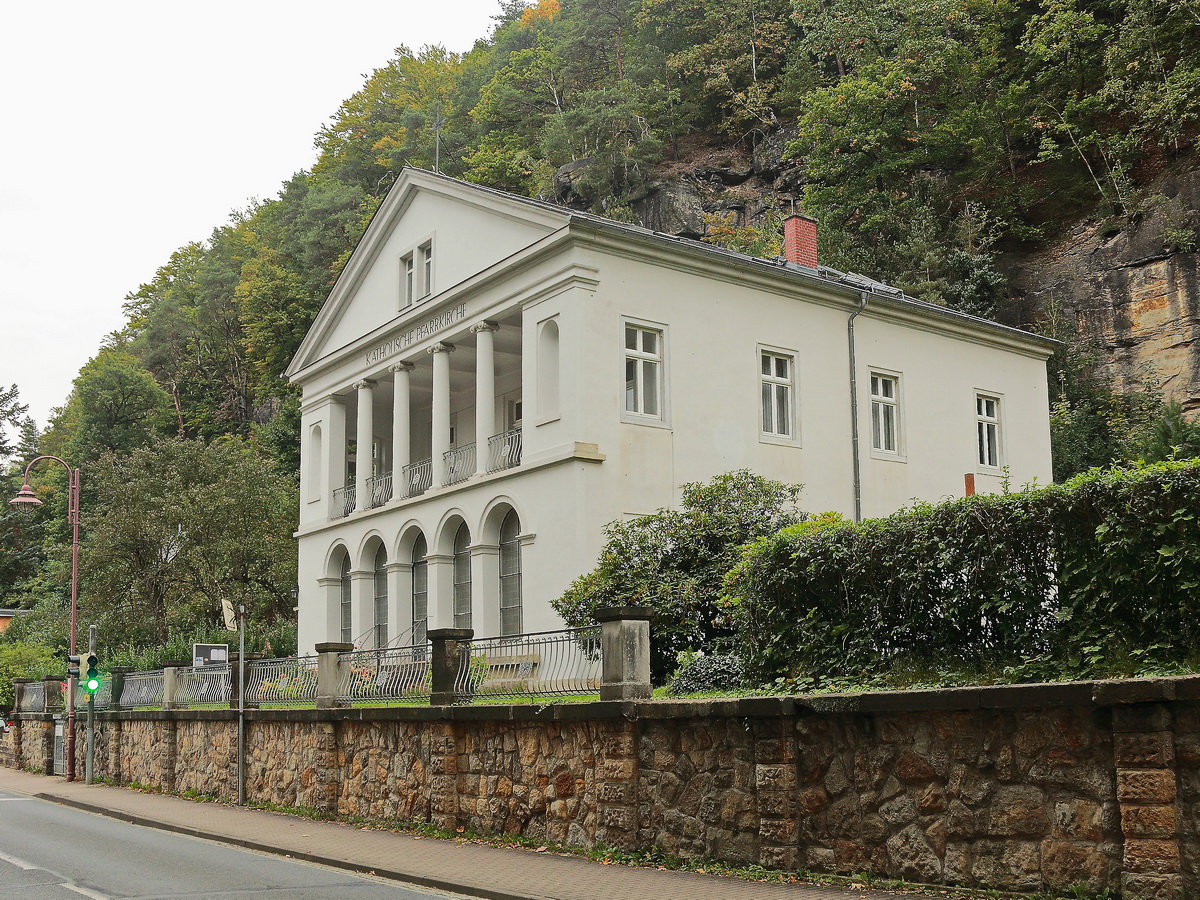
[783,214,819,268]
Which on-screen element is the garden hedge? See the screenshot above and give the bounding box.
[725,460,1200,683]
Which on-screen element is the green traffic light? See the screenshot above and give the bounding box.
[84,654,100,693]
[84,675,100,692]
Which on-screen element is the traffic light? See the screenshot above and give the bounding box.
[66,654,81,679]
[83,655,100,694]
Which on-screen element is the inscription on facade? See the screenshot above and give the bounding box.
[365,303,469,366]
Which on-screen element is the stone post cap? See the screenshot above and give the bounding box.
[427,628,474,641]
[13,678,34,684]
[315,642,354,653]
[42,674,64,682]
[594,606,655,623]
[108,666,134,674]
[162,660,193,669]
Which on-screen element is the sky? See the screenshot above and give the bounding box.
[0,0,506,433]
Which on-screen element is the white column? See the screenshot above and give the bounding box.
[472,321,499,474]
[390,362,413,482]
[429,342,454,486]
[354,379,375,509]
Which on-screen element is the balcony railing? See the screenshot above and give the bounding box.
[401,459,432,498]
[487,429,522,473]
[443,443,476,485]
[366,473,393,508]
[332,484,356,519]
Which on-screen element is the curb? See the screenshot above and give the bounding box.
[33,791,558,900]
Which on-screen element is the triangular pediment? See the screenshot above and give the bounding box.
[287,168,570,379]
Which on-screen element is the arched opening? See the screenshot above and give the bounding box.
[538,318,560,420]
[453,523,472,630]
[499,509,522,636]
[308,424,323,500]
[411,534,428,645]
[339,552,352,644]
[373,544,389,648]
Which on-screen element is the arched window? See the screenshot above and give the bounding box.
[538,318,560,419]
[453,523,472,630]
[373,545,388,649]
[411,534,428,646]
[339,553,352,644]
[499,510,522,636]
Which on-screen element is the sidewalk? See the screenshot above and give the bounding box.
[0,767,890,900]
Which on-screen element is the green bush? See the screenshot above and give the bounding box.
[667,653,746,695]
[725,460,1200,685]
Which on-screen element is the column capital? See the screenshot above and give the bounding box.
[353,379,377,390]
[388,361,415,374]
[470,320,500,335]
[428,342,456,355]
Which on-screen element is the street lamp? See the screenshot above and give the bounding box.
[10,456,82,782]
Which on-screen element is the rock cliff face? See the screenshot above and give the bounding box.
[1004,162,1200,410]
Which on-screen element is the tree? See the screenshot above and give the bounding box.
[0,642,57,711]
[77,438,298,648]
[553,470,804,681]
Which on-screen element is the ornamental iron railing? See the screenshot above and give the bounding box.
[244,656,318,706]
[119,671,165,709]
[366,473,393,508]
[336,646,430,704]
[176,664,231,707]
[487,429,522,473]
[453,627,601,700]
[443,443,476,485]
[76,679,112,709]
[332,485,356,519]
[401,459,432,498]
[21,681,47,712]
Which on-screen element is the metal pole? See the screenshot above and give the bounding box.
[85,624,95,785]
[237,602,245,806]
[66,467,80,781]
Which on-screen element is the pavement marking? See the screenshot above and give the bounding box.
[0,849,40,870]
[0,796,30,800]
[62,885,109,900]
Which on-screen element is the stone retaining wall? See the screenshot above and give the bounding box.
[6,677,1200,898]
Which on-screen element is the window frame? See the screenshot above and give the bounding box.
[411,534,429,647]
[372,545,389,649]
[621,318,669,426]
[868,369,905,461]
[453,523,472,631]
[339,554,352,645]
[975,391,1004,470]
[498,510,522,637]
[758,345,799,446]
[419,241,433,299]
[400,253,415,308]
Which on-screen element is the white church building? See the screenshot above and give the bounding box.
[287,168,1055,651]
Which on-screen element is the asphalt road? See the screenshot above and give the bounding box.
[0,789,469,900]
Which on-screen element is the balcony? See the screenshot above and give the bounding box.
[401,459,433,498]
[487,429,522,473]
[332,485,356,519]
[444,444,476,486]
[366,473,393,508]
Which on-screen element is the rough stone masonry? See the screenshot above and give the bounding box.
[5,677,1200,899]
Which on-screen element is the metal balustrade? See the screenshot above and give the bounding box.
[244,656,318,706]
[21,681,47,712]
[453,627,601,700]
[336,646,430,703]
[76,679,112,709]
[487,429,522,473]
[176,664,231,706]
[366,473,393,508]
[332,485,356,519]
[401,459,432,498]
[119,671,165,709]
[443,443,476,485]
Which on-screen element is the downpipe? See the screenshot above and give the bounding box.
[848,291,869,522]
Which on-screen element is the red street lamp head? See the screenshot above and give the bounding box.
[9,482,43,515]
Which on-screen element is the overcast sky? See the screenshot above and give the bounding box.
[0,0,505,433]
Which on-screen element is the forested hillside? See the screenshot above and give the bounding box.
[1,0,1198,663]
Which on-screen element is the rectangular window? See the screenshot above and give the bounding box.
[870,373,900,454]
[401,254,415,307]
[976,394,1001,467]
[624,324,662,419]
[760,351,793,437]
[420,242,433,298]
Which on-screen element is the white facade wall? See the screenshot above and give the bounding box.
[289,170,1056,652]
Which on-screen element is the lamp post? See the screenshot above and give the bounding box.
[10,456,82,782]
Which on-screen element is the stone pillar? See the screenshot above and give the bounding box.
[315,642,353,709]
[595,607,653,701]
[472,321,499,471]
[595,721,640,850]
[1113,703,1183,900]
[106,717,122,783]
[390,362,414,486]
[162,662,188,710]
[428,628,473,706]
[109,667,132,711]
[39,719,54,775]
[754,717,799,871]
[228,654,261,710]
[429,342,455,486]
[354,379,376,508]
[42,676,63,712]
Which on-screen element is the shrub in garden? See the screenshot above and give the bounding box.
[553,470,803,682]
[724,460,1200,685]
[667,653,746,695]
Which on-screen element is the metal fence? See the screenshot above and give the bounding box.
[244,656,318,706]
[76,678,112,710]
[336,646,430,704]
[454,627,602,700]
[401,459,432,498]
[366,473,393,508]
[487,429,522,473]
[21,681,47,713]
[332,485,356,519]
[176,664,231,707]
[119,671,165,709]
